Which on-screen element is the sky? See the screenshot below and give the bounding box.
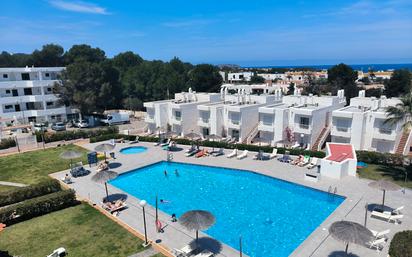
[1,0,412,66]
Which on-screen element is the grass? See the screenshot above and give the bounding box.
[0,204,145,257]
[0,144,88,185]
[0,185,17,193]
[358,164,412,189]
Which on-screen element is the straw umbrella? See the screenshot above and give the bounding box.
[91,170,118,201]
[186,131,201,149]
[94,143,115,162]
[329,221,374,254]
[206,134,222,153]
[368,179,401,210]
[59,150,82,168]
[179,210,216,244]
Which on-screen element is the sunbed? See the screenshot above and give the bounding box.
[278,152,291,163]
[237,150,248,160]
[173,244,196,257]
[186,148,200,157]
[269,148,278,159]
[212,148,224,157]
[367,237,387,252]
[370,229,390,239]
[160,138,171,147]
[386,206,404,215]
[291,155,303,165]
[371,211,403,224]
[96,162,109,172]
[226,149,237,158]
[193,249,214,257]
[298,155,310,166]
[70,162,88,177]
[185,145,196,153]
[306,157,319,169]
[195,149,208,158]
[129,136,139,144]
[61,175,72,184]
[102,200,127,213]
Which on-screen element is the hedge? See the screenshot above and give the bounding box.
[0,180,61,207]
[356,150,405,166]
[89,133,137,143]
[35,127,118,143]
[0,189,78,225]
[0,138,16,150]
[389,230,412,257]
[137,135,327,158]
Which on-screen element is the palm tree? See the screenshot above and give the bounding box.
[385,94,412,130]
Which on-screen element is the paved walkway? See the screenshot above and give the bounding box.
[50,141,412,257]
[0,181,27,187]
[128,247,158,257]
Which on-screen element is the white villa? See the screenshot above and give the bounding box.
[0,67,77,124]
[227,72,253,83]
[331,90,407,154]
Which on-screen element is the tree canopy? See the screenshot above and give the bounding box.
[384,69,411,97]
[327,63,359,104]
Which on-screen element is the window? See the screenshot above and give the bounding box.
[299,117,310,129]
[2,74,8,78]
[24,88,32,95]
[47,87,52,91]
[45,73,50,77]
[175,111,181,121]
[5,90,10,94]
[26,102,35,110]
[46,101,53,106]
[21,73,30,80]
[4,105,13,109]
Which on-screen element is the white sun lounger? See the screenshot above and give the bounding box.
[173,244,196,257]
[370,229,390,239]
[386,206,404,215]
[237,150,248,160]
[226,149,237,158]
[269,148,278,159]
[193,249,214,257]
[298,156,310,166]
[306,157,319,169]
[371,211,403,224]
[367,237,387,252]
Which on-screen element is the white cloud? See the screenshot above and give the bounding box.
[48,0,109,15]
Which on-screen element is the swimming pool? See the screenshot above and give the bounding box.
[119,146,148,154]
[110,161,344,257]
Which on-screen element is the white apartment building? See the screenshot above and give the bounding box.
[331,90,405,153]
[257,73,286,81]
[227,72,253,83]
[258,89,346,149]
[144,89,221,136]
[0,67,77,124]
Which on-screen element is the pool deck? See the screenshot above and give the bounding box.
[50,141,412,257]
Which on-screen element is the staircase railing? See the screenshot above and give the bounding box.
[400,130,412,155]
[243,124,259,144]
[313,126,331,151]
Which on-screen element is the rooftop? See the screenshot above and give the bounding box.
[326,143,355,163]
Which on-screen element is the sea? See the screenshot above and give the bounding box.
[244,63,412,71]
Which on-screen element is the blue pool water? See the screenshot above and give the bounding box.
[110,161,344,257]
[119,146,148,154]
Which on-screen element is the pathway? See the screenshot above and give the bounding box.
[0,181,27,187]
[128,247,158,257]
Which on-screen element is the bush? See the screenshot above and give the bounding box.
[0,180,61,207]
[356,151,404,166]
[138,135,326,158]
[0,138,16,150]
[35,127,118,143]
[389,230,412,257]
[89,134,137,143]
[0,189,78,225]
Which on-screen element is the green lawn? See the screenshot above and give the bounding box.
[0,144,88,185]
[358,164,412,189]
[0,185,16,193]
[0,204,145,257]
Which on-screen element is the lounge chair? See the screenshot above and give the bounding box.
[298,155,310,167]
[370,229,390,239]
[185,145,196,153]
[367,237,387,252]
[70,162,88,177]
[371,211,403,224]
[195,149,208,158]
[186,148,200,157]
[291,155,303,165]
[129,136,139,144]
[278,152,291,163]
[47,247,67,257]
[253,150,263,160]
[96,162,109,172]
[306,157,319,169]
[102,199,127,213]
[173,244,196,257]
[237,150,248,160]
[387,206,404,215]
[160,138,171,147]
[212,148,224,157]
[194,249,214,257]
[269,148,278,159]
[61,174,72,184]
[226,149,237,158]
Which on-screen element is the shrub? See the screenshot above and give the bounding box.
[0,180,61,207]
[389,230,412,257]
[356,151,404,166]
[0,138,16,150]
[89,134,137,143]
[35,127,118,143]
[0,189,78,225]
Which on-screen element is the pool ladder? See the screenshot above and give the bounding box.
[167,152,173,162]
[328,186,337,199]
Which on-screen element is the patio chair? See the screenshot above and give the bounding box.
[173,244,196,257]
[185,145,196,153]
[160,138,171,147]
[367,237,387,252]
[387,206,404,215]
[306,157,319,169]
[278,152,291,163]
[70,162,88,177]
[371,211,403,224]
[102,199,127,213]
[212,148,224,157]
[195,149,208,158]
[253,150,263,160]
[226,149,237,158]
[193,249,214,257]
[129,136,139,144]
[291,155,303,165]
[96,162,109,172]
[298,155,310,167]
[269,148,278,159]
[237,150,248,160]
[185,148,200,157]
[370,229,390,239]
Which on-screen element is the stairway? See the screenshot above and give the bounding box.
[243,124,259,144]
[311,126,330,151]
[395,130,410,155]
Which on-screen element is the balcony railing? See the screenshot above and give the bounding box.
[259,121,273,126]
[174,116,181,121]
[230,119,240,125]
[378,128,393,135]
[199,118,209,123]
[299,123,309,129]
[336,126,350,132]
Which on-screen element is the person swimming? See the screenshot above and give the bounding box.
[164,170,168,176]
[175,169,179,177]
[160,199,171,204]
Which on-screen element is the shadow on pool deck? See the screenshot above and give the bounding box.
[103,193,128,202]
[109,162,122,169]
[189,237,223,254]
[328,251,360,257]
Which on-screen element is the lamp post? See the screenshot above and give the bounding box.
[139,200,149,247]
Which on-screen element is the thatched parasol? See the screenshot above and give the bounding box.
[329,221,374,254]
[94,143,115,162]
[179,210,216,244]
[59,150,82,167]
[91,170,118,201]
[368,179,401,209]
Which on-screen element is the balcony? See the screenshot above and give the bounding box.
[331,125,351,138]
[228,119,241,129]
[258,121,274,132]
[299,123,310,129]
[373,127,396,141]
[171,116,182,124]
[197,118,210,127]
